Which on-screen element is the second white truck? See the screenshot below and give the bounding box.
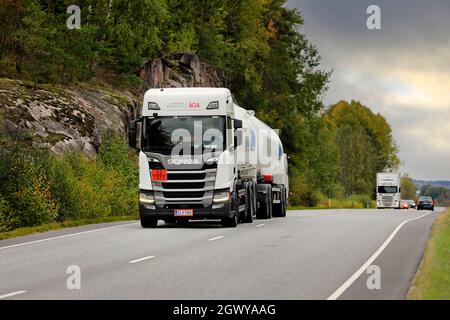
[376,172,401,209]
[128,88,289,228]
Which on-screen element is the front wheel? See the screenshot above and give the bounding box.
[222,215,238,228]
[141,215,158,228]
[222,190,239,227]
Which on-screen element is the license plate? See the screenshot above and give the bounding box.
[174,209,194,217]
[151,169,167,181]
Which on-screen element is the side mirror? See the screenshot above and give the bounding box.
[233,119,242,129]
[234,130,243,148]
[128,120,138,149]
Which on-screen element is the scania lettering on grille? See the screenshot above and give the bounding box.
[168,158,200,165]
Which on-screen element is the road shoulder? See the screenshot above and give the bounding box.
[0,220,137,249]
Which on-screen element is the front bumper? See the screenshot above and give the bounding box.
[139,201,233,220]
[377,204,400,208]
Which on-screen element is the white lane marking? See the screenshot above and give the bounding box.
[0,222,139,251]
[208,236,224,242]
[256,223,266,228]
[0,290,27,299]
[327,211,433,300]
[129,255,155,264]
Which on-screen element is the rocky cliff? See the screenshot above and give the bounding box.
[138,52,229,90]
[0,53,227,156]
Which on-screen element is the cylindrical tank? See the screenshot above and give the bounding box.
[234,105,284,181]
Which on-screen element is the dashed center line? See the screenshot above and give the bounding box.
[208,236,224,242]
[129,255,155,264]
[256,223,266,228]
[0,290,27,299]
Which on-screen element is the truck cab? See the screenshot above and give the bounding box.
[129,88,243,227]
[376,172,401,209]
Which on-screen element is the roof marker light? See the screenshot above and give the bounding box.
[148,102,160,110]
[207,101,219,109]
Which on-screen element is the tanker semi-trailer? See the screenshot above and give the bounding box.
[128,87,289,228]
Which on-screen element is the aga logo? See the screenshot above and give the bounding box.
[188,102,200,109]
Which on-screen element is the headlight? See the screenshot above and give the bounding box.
[147,157,163,169]
[213,190,230,203]
[139,192,155,204]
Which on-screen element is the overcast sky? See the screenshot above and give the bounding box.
[287,0,450,180]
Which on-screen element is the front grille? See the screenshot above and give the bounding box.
[381,195,393,206]
[163,191,205,199]
[167,172,206,180]
[162,182,205,189]
[154,169,216,205]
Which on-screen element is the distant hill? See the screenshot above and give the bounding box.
[414,180,450,190]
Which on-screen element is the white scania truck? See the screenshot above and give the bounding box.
[128,88,289,228]
[376,172,401,209]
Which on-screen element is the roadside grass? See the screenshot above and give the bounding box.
[408,208,450,300]
[288,197,376,210]
[0,215,138,240]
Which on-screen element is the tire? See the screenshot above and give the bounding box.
[281,189,287,217]
[140,215,158,228]
[268,186,273,219]
[222,190,239,228]
[244,183,255,223]
[222,210,238,227]
[257,185,272,219]
[273,186,287,218]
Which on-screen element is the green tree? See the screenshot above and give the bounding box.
[401,174,417,200]
[326,100,399,196]
[420,185,450,205]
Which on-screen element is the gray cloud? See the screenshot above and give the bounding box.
[287,0,450,179]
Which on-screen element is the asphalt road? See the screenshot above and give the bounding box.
[0,208,442,300]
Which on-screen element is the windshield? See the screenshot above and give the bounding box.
[377,186,398,193]
[141,116,226,155]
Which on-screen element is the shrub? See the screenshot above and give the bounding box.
[0,196,12,232]
[0,131,138,231]
[288,175,319,207]
[48,150,138,220]
[97,129,138,189]
[0,148,59,230]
